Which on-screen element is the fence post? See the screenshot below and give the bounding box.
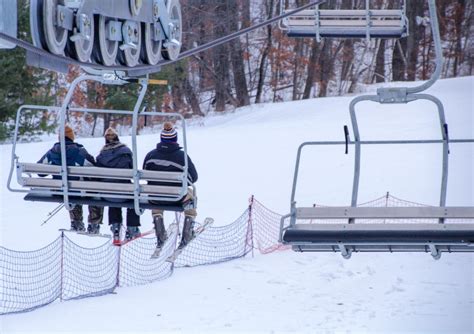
[115,246,121,288]
[60,231,64,302]
[247,195,255,257]
[383,191,390,224]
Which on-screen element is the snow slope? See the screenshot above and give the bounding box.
[1,76,473,333]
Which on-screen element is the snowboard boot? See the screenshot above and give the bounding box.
[87,223,101,235]
[110,223,121,244]
[71,220,85,232]
[178,216,195,249]
[153,215,167,248]
[125,226,141,241]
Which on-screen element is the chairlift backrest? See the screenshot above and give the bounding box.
[17,163,187,199]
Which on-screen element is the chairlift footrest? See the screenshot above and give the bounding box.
[24,194,187,212]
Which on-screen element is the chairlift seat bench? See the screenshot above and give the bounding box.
[283,223,474,244]
[281,206,474,258]
[16,163,194,211]
[283,9,408,38]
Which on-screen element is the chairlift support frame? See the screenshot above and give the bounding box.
[4,0,329,222]
[7,73,195,216]
[279,0,474,259]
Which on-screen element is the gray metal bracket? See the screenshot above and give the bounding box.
[338,243,352,259]
[429,244,441,260]
[377,87,409,104]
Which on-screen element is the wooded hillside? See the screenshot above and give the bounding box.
[0,0,472,141]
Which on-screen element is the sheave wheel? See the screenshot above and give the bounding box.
[68,13,94,62]
[118,21,142,67]
[92,15,119,66]
[42,0,68,55]
[162,0,182,61]
[142,23,162,65]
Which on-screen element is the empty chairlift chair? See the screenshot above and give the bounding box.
[279,0,474,259]
[279,0,408,40]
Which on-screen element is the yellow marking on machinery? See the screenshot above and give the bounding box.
[148,79,168,85]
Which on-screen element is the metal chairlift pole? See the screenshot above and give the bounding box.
[58,75,89,211]
[349,0,448,212]
[365,0,371,43]
[58,74,127,211]
[131,79,149,216]
[406,0,443,94]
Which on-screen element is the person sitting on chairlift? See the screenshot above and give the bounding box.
[93,127,141,242]
[37,125,101,231]
[143,122,198,250]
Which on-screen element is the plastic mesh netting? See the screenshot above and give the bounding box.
[62,236,118,300]
[1,194,472,315]
[175,209,252,267]
[118,226,177,287]
[250,197,290,254]
[0,238,62,314]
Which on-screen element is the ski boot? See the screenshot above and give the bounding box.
[178,216,195,250]
[150,215,168,258]
[87,223,100,235]
[125,226,141,241]
[154,215,168,247]
[71,220,85,232]
[111,223,121,245]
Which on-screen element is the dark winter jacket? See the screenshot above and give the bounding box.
[95,141,134,203]
[143,142,198,187]
[96,141,133,184]
[38,138,95,180]
[96,141,133,169]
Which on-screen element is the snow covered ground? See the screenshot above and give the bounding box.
[1,76,473,333]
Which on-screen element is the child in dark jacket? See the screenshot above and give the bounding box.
[93,127,141,242]
[38,125,101,231]
[143,122,198,251]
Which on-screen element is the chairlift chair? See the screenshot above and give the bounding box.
[7,73,196,216]
[279,0,474,259]
[280,0,408,41]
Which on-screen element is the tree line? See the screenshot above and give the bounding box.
[0,0,472,142]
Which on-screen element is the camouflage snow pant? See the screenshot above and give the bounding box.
[69,205,104,227]
[151,187,197,219]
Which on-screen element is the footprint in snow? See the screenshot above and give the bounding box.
[267,279,287,285]
[366,266,376,275]
[385,284,406,295]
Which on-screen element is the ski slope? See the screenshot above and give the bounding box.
[1,76,473,333]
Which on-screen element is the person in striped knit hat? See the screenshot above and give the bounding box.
[143,121,199,252]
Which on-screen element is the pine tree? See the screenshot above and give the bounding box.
[0,0,55,142]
